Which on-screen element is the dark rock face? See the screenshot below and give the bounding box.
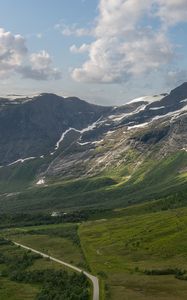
[135,126,171,144]
[146,82,187,111]
[0,94,111,164]
[119,82,187,127]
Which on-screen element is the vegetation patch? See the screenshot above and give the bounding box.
[0,237,90,300]
[80,205,187,299]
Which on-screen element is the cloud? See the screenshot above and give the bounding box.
[71,0,187,84]
[95,0,151,36]
[72,29,173,83]
[0,28,27,78]
[0,28,61,80]
[55,22,91,37]
[155,0,187,26]
[70,43,90,54]
[17,51,61,80]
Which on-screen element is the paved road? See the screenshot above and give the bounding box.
[13,241,99,300]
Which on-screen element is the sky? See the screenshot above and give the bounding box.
[0,0,187,105]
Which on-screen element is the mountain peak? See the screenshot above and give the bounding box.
[170,82,187,98]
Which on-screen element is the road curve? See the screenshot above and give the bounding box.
[13,241,99,300]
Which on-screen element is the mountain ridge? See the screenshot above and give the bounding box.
[0,82,186,165]
[0,83,187,214]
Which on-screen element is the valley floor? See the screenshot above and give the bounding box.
[0,225,91,300]
[80,206,187,299]
[2,204,187,299]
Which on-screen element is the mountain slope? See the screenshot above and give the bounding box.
[0,93,111,165]
[0,83,187,214]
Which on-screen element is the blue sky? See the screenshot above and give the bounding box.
[0,0,187,105]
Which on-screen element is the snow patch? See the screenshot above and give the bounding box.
[105,130,116,135]
[109,113,129,122]
[149,106,165,110]
[2,93,43,104]
[92,139,104,144]
[151,104,187,123]
[127,103,187,130]
[51,117,103,155]
[127,122,149,130]
[77,141,90,146]
[108,114,118,119]
[36,178,45,185]
[128,95,164,104]
[8,157,35,166]
[6,192,20,197]
[80,117,103,133]
[51,211,60,217]
[107,104,146,124]
[55,128,73,151]
[128,96,149,103]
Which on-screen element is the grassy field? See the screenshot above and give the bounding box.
[0,233,91,300]
[0,241,40,300]
[2,223,88,270]
[79,206,187,300]
[2,204,187,299]
[1,153,187,300]
[0,277,39,300]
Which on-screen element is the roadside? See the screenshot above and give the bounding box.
[13,241,99,300]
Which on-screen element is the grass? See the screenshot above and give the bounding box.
[79,206,187,299]
[0,156,51,193]
[2,201,187,299]
[0,237,91,300]
[0,149,187,299]
[0,277,39,300]
[3,223,88,270]
[107,273,187,300]
[0,242,40,300]
[0,151,187,214]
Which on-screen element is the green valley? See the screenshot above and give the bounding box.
[1,84,187,299]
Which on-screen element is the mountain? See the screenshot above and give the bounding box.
[0,93,111,165]
[0,83,187,214]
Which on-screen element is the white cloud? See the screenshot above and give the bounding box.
[72,29,173,83]
[121,31,173,75]
[31,51,53,69]
[17,50,61,80]
[155,0,187,26]
[55,22,91,37]
[0,28,27,78]
[70,44,90,54]
[71,0,187,84]
[95,0,151,36]
[0,28,61,80]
